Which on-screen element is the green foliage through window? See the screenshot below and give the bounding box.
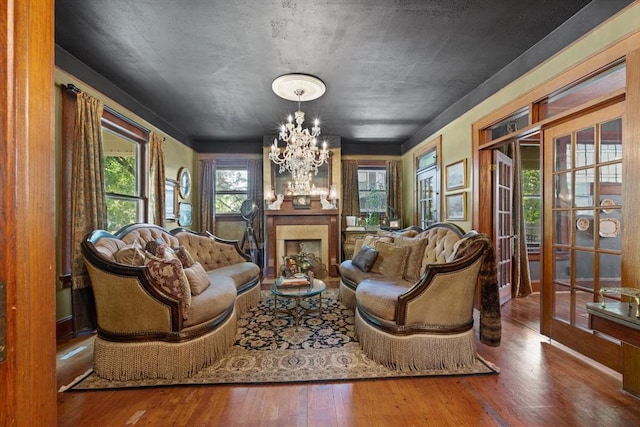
[103,129,142,232]
[522,169,541,245]
[215,168,248,214]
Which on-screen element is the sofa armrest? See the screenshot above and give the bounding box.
[82,235,184,338]
[396,239,485,330]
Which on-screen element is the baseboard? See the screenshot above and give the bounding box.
[56,316,74,344]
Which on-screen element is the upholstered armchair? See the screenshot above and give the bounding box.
[355,233,497,371]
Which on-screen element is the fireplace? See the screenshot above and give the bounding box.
[264,207,339,279]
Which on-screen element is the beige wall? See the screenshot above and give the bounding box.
[54,69,198,320]
[401,3,640,232]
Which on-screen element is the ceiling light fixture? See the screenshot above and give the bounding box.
[269,73,329,195]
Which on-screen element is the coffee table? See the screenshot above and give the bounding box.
[270,278,327,326]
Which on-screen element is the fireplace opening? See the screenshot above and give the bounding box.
[282,239,328,279]
[285,240,321,259]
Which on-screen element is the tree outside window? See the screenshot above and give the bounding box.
[358,167,387,225]
[103,129,144,232]
[215,168,248,214]
[522,168,541,247]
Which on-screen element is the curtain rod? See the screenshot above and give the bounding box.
[64,83,166,140]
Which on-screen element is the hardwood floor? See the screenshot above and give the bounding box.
[56,293,640,426]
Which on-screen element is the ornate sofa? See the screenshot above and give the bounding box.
[81,223,260,381]
[338,223,501,371]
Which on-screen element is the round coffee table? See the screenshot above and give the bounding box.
[270,278,327,326]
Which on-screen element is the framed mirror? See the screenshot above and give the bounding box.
[165,179,178,220]
[271,158,332,197]
[178,167,191,199]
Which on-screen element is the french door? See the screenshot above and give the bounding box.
[493,150,513,305]
[542,102,623,369]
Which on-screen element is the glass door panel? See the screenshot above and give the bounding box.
[543,103,623,366]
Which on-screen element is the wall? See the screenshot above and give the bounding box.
[54,69,198,321]
[401,3,640,232]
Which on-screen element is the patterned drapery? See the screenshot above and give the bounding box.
[247,159,264,248]
[341,160,360,226]
[199,159,216,233]
[149,131,165,225]
[70,92,106,332]
[511,141,533,297]
[386,160,403,221]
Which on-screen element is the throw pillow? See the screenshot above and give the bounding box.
[352,237,366,258]
[145,254,191,319]
[156,244,177,260]
[363,235,393,247]
[174,245,195,268]
[145,239,162,256]
[371,241,410,279]
[113,242,145,266]
[351,244,378,272]
[391,235,428,281]
[183,261,211,295]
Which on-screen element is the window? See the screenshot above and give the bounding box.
[102,126,145,232]
[523,169,541,247]
[215,164,248,214]
[416,144,440,228]
[358,167,386,214]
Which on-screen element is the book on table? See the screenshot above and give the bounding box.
[276,276,311,288]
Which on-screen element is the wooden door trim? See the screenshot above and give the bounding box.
[0,0,57,424]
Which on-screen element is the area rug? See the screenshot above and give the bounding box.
[66,290,498,391]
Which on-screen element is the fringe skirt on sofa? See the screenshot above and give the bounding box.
[355,307,477,371]
[93,307,237,381]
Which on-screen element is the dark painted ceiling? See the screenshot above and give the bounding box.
[54,1,628,154]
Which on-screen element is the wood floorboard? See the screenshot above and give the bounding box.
[56,294,640,426]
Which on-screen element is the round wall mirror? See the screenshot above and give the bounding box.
[178,167,191,199]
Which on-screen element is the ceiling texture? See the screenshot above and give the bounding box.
[54,0,632,155]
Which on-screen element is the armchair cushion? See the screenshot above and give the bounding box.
[356,280,409,321]
[371,241,410,279]
[145,254,191,319]
[183,261,211,295]
[352,244,378,272]
[207,262,261,289]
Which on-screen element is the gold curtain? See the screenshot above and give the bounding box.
[149,131,165,226]
[341,160,360,226]
[199,159,216,233]
[386,160,403,220]
[70,92,106,332]
[511,141,533,297]
[247,159,264,248]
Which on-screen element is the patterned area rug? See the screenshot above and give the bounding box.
[68,290,498,390]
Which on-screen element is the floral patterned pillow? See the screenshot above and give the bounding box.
[174,245,195,268]
[145,254,191,319]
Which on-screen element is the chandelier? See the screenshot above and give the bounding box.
[269,74,330,195]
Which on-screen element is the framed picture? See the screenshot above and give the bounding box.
[445,159,467,191]
[445,192,467,221]
[178,202,192,226]
[165,179,178,220]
